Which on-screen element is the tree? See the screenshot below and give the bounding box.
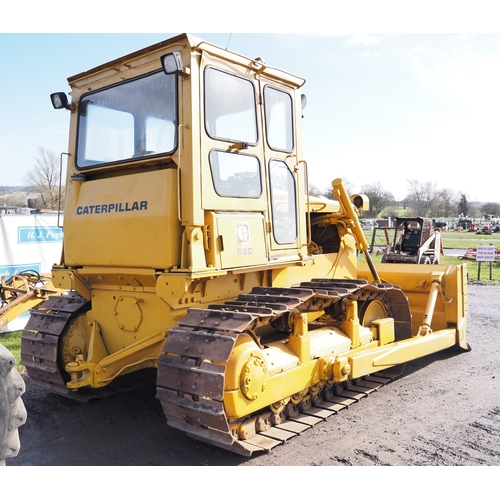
[481,202,500,217]
[2,193,27,207]
[308,184,324,196]
[384,201,404,218]
[457,193,469,217]
[359,182,395,218]
[25,147,63,210]
[405,179,438,217]
[432,188,458,218]
[309,177,354,201]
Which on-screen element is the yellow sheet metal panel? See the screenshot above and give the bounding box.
[64,169,181,269]
[358,262,467,336]
[216,213,268,269]
[88,289,172,355]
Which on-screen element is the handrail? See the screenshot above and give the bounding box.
[57,152,70,229]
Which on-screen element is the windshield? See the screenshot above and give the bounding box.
[76,70,177,168]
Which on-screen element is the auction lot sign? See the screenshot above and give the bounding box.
[476,245,496,262]
[0,214,63,331]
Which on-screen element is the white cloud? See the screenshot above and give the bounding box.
[409,44,500,118]
[346,34,379,46]
[408,46,424,56]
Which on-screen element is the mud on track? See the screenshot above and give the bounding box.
[7,284,500,466]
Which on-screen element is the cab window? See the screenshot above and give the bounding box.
[209,151,261,198]
[76,70,177,168]
[264,86,293,152]
[205,67,258,144]
[269,159,297,244]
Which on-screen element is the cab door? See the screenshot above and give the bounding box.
[259,79,303,254]
[199,54,270,269]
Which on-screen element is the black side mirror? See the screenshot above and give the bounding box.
[161,52,184,75]
[50,92,69,109]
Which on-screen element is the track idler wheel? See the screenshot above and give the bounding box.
[256,412,272,432]
[270,398,289,425]
[298,394,312,412]
[285,402,300,419]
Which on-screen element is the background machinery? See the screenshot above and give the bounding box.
[381,216,444,264]
[0,34,469,456]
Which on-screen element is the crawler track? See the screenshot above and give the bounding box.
[18,279,413,455]
[20,293,154,401]
[156,278,412,456]
[21,292,90,398]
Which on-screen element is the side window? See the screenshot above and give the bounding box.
[81,105,134,164]
[77,70,177,168]
[209,151,261,198]
[264,87,294,152]
[205,67,258,144]
[145,117,176,154]
[269,159,297,244]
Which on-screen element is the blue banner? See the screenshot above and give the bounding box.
[18,226,63,244]
[0,263,41,278]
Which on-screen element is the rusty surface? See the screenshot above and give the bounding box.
[20,292,90,397]
[162,328,238,362]
[156,279,411,455]
[157,356,225,400]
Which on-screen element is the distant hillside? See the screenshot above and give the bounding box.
[0,186,31,193]
[0,187,38,209]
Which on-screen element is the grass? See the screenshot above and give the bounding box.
[0,330,23,371]
[441,240,499,249]
[441,231,500,249]
[441,232,500,240]
[367,227,500,248]
[366,227,500,277]
[360,252,500,283]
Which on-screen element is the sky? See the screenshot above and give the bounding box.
[1,2,500,205]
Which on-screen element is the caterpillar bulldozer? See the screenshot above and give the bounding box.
[0,33,469,456]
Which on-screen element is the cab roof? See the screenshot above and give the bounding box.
[68,33,305,89]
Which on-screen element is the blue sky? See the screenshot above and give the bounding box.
[1,4,499,204]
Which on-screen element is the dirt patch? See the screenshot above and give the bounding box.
[6,284,500,466]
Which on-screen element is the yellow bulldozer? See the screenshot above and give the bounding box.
[0,34,469,456]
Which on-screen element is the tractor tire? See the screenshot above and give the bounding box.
[0,344,27,466]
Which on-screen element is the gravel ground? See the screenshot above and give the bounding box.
[5,284,499,467]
